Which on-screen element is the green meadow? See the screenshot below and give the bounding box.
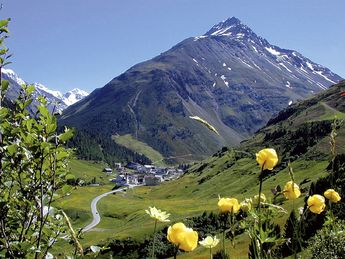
[55,156,329,257]
[113,134,166,166]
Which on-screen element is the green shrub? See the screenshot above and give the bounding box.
[308,220,345,259]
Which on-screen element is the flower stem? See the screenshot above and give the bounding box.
[222,229,225,252]
[210,247,212,259]
[230,211,235,247]
[151,219,157,259]
[257,165,264,258]
[174,245,178,259]
[292,200,297,259]
[222,214,227,254]
[257,165,264,213]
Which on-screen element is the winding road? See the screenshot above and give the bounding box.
[82,186,133,232]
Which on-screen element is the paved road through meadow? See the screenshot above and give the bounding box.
[82,186,132,232]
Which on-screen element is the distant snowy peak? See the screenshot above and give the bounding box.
[34,82,64,99]
[63,88,89,106]
[2,68,26,86]
[1,68,88,111]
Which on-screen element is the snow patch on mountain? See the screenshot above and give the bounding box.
[285,81,292,88]
[220,75,229,87]
[265,47,280,56]
[314,71,337,84]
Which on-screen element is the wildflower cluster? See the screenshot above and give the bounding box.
[144,146,342,258]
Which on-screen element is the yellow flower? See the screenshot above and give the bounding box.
[253,193,266,204]
[283,181,301,200]
[218,197,241,214]
[167,223,198,251]
[199,235,219,249]
[324,189,341,203]
[256,148,278,170]
[307,194,326,214]
[240,198,252,212]
[145,206,170,222]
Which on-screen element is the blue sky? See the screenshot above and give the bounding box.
[2,0,345,93]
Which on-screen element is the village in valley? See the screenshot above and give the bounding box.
[105,162,185,187]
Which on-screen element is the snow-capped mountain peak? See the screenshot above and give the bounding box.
[66,88,89,96]
[34,82,64,99]
[63,88,89,106]
[2,68,26,86]
[193,17,341,90]
[1,69,88,112]
[204,16,254,38]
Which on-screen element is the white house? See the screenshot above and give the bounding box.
[103,168,113,174]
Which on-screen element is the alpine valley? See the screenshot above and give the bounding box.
[59,17,342,163]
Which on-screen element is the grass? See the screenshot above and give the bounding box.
[112,134,166,166]
[318,102,345,121]
[55,185,113,228]
[68,159,113,184]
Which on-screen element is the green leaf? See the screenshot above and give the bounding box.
[2,61,12,66]
[38,95,47,105]
[0,249,7,257]
[46,123,57,134]
[26,85,35,95]
[59,128,74,142]
[38,105,50,118]
[0,20,9,28]
[0,28,9,34]
[0,107,8,119]
[7,144,17,155]
[1,79,9,92]
[0,48,8,55]
[23,99,33,109]
[65,174,75,180]
[57,151,69,160]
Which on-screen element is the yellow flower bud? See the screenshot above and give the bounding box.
[218,197,241,214]
[324,189,341,203]
[256,148,278,170]
[240,198,252,212]
[307,194,326,214]
[283,181,301,200]
[167,223,198,252]
[253,193,266,204]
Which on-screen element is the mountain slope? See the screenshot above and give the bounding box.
[2,68,89,112]
[59,17,342,161]
[168,79,345,199]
